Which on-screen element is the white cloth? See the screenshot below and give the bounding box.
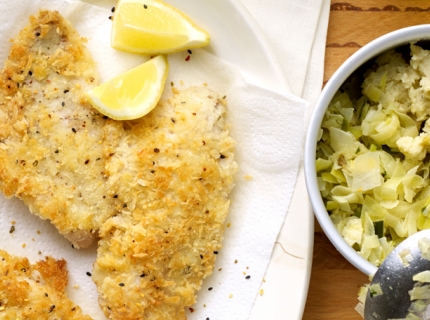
[0,1,330,320]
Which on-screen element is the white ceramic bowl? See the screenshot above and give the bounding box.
[304,25,430,276]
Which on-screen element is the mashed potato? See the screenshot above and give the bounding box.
[316,44,430,266]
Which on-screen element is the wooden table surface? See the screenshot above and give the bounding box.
[302,1,430,319]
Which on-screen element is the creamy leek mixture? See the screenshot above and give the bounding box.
[317,44,430,267]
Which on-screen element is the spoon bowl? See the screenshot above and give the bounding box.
[364,229,430,319]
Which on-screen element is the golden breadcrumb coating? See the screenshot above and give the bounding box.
[92,87,237,319]
[0,10,118,248]
[0,249,92,319]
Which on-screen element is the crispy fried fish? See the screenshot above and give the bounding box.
[92,87,237,319]
[0,249,92,319]
[0,10,117,248]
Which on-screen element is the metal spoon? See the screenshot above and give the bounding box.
[364,229,430,319]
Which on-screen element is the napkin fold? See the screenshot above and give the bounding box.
[0,0,317,319]
[241,0,330,319]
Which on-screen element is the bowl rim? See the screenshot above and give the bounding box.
[304,24,430,276]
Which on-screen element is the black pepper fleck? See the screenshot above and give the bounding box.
[62,102,65,107]
[85,159,90,165]
[64,89,69,93]
[154,148,160,153]
[123,204,127,208]
[208,287,213,291]
[119,283,125,287]
[49,305,55,313]
[86,272,92,276]
[245,275,251,279]
[188,49,192,54]
[9,226,15,234]
[220,154,226,159]
[213,251,218,254]
[72,128,76,133]
[113,194,118,198]
[35,32,41,37]
[28,71,33,76]
[111,6,115,12]
[143,4,148,9]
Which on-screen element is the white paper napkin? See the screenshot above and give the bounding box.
[241,0,330,319]
[0,1,311,319]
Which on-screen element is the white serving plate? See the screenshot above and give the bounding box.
[0,0,313,319]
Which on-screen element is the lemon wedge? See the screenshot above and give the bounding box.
[86,55,168,120]
[112,0,210,54]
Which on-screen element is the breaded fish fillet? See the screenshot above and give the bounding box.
[0,10,117,248]
[0,249,91,319]
[92,87,237,319]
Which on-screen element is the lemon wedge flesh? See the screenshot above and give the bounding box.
[86,55,168,120]
[112,0,210,54]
